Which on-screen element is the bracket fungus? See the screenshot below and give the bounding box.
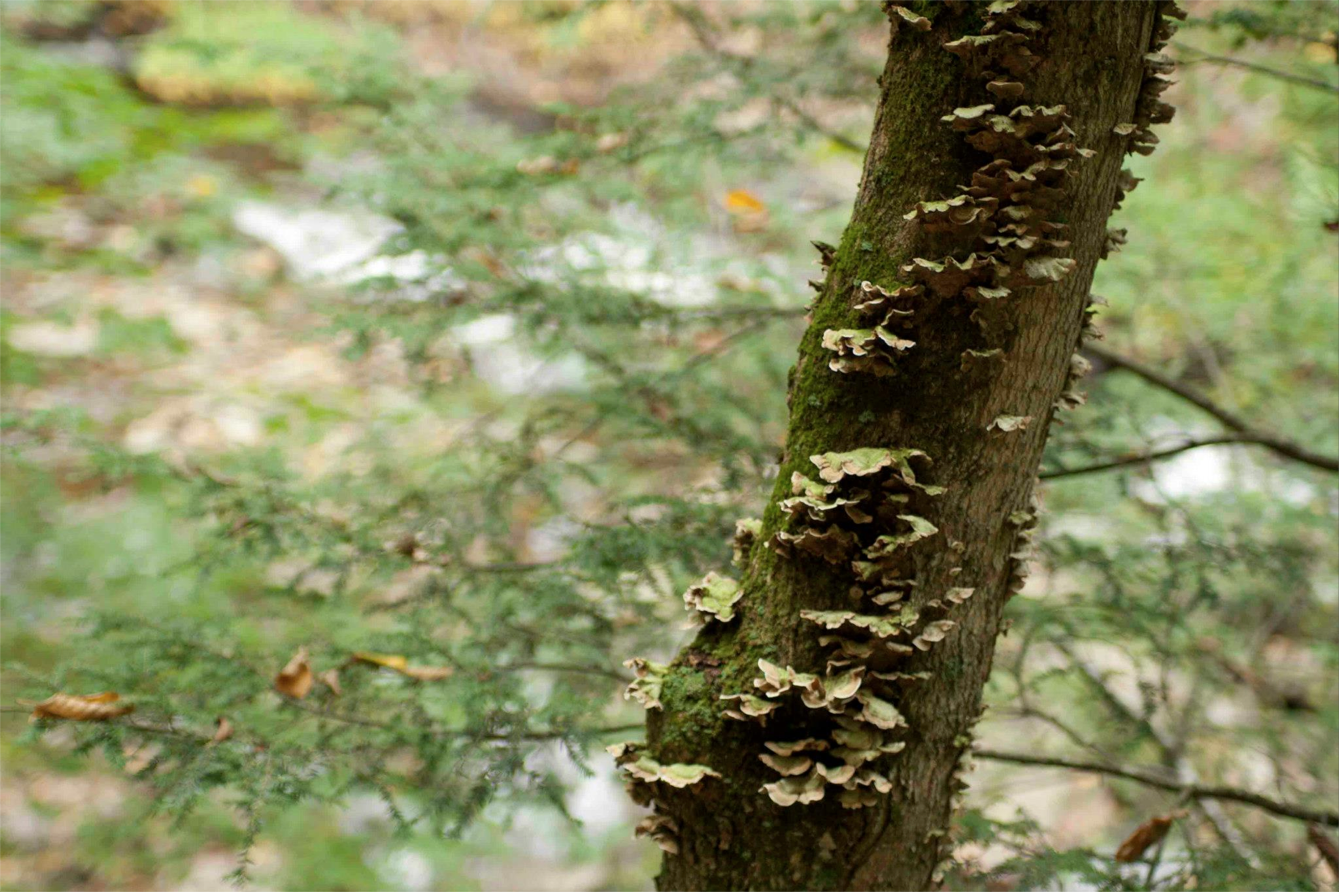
[912,620,958,652]
[754,659,821,698]
[609,743,721,789]
[732,517,762,567]
[635,814,681,854]
[740,0,1185,816]
[764,738,830,756]
[759,753,815,776]
[772,524,859,563]
[623,658,668,711]
[821,326,916,376]
[887,4,931,32]
[800,609,918,640]
[762,770,828,807]
[988,414,1033,433]
[721,692,782,722]
[682,572,743,623]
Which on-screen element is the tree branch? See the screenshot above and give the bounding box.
[1309,825,1339,875]
[1173,42,1339,95]
[1055,643,1258,862]
[1084,343,1339,473]
[1041,433,1273,479]
[974,748,1339,827]
[668,2,866,154]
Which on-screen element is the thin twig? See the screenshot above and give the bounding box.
[776,96,867,155]
[1309,825,1339,875]
[669,1,866,154]
[119,700,645,745]
[1041,433,1269,479]
[1085,343,1339,473]
[497,661,633,683]
[1174,42,1339,95]
[1057,643,1259,863]
[973,748,1339,827]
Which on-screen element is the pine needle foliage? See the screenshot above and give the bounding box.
[2,2,1336,888]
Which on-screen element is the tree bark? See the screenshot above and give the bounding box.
[623,3,1177,889]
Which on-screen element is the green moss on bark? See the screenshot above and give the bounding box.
[643,4,1167,889]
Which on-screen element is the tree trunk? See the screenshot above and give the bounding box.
[620,3,1179,889]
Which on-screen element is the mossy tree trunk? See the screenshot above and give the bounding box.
[623,3,1178,889]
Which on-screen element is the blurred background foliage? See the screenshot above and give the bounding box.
[0,1,1335,890]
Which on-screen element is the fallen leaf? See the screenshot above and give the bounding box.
[517,156,558,175]
[275,647,314,699]
[26,692,134,722]
[723,189,766,214]
[208,716,234,745]
[350,651,408,671]
[517,156,580,177]
[318,669,342,695]
[724,188,768,233]
[1114,813,1178,862]
[595,132,629,153]
[349,651,454,681]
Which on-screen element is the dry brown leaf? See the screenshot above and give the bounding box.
[349,651,454,682]
[275,647,314,699]
[1114,813,1178,862]
[318,669,342,696]
[208,716,234,746]
[26,691,134,722]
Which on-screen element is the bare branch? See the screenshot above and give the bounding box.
[1084,343,1339,473]
[974,748,1339,827]
[1309,825,1339,875]
[1040,433,1269,479]
[668,2,866,154]
[1056,643,1259,861]
[1174,42,1339,95]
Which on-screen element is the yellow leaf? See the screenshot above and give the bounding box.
[351,651,409,672]
[724,189,766,214]
[275,647,314,699]
[1304,40,1337,64]
[185,174,217,199]
[26,692,134,722]
[350,651,454,682]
